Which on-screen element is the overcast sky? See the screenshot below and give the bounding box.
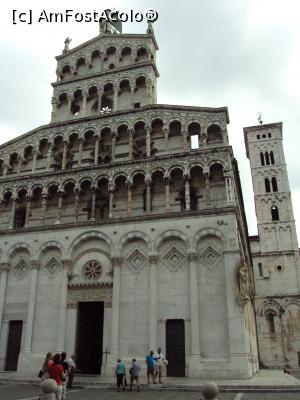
[0,0,299,238]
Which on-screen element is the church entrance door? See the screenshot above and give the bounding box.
[166,319,185,377]
[5,320,23,371]
[75,301,104,374]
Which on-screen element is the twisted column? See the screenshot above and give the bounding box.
[126,178,133,217]
[145,173,152,212]
[47,143,53,171]
[78,138,84,167]
[185,179,191,211]
[94,134,100,165]
[74,186,80,223]
[128,128,133,160]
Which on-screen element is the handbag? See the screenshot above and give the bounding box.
[38,369,43,378]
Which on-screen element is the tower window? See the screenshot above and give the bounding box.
[270,151,275,165]
[266,311,276,334]
[260,152,265,166]
[257,135,260,139]
[271,177,278,192]
[268,133,272,138]
[265,151,270,165]
[258,262,263,277]
[271,205,279,221]
[264,178,271,193]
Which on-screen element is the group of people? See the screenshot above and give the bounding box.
[40,352,77,400]
[115,347,165,392]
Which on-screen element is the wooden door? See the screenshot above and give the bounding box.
[166,319,185,377]
[75,302,104,374]
[5,321,23,371]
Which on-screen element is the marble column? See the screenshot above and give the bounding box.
[78,138,84,167]
[110,257,121,356]
[182,131,188,151]
[163,128,169,152]
[56,260,71,352]
[67,95,72,114]
[111,132,116,161]
[9,197,16,229]
[108,181,115,218]
[128,129,133,161]
[24,194,32,228]
[127,181,133,217]
[31,148,38,172]
[61,141,69,170]
[204,171,210,203]
[187,252,201,374]
[55,188,64,224]
[74,186,80,223]
[23,260,40,352]
[185,179,191,211]
[47,143,53,171]
[17,155,23,175]
[94,134,100,166]
[51,96,57,121]
[40,190,48,224]
[146,127,151,157]
[164,176,170,212]
[90,186,97,221]
[149,256,158,350]
[113,90,118,112]
[225,174,235,205]
[0,263,9,338]
[145,174,152,213]
[81,92,87,116]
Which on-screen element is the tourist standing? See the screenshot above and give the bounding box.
[48,353,66,400]
[129,358,140,392]
[115,358,126,391]
[145,350,155,384]
[41,352,53,380]
[67,355,77,389]
[154,347,164,383]
[60,352,69,400]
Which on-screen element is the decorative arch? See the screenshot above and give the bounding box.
[38,241,64,259]
[193,228,225,251]
[155,229,189,252]
[6,242,33,261]
[67,231,113,259]
[118,231,152,253]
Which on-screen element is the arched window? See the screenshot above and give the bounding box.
[258,263,263,277]
[14,206,26,228]
[260,152,265,166]
[271,205,279,221]
[265,152,270,165]
[264,178,271,193]
[266,311,276,334]
[270,151,275,165]
[271,177,278,192]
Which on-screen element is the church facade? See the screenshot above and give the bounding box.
[0,23,298,378]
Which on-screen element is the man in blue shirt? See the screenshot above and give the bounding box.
[145,350,155,384]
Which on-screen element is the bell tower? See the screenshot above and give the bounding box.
[245,122,300,367]
[244,122,299,255]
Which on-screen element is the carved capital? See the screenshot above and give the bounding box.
[111,257,122,268]
[187,252,198,262]
[31,260,41,269]
[0,263,9,273]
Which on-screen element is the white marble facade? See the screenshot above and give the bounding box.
[0,22,298,379]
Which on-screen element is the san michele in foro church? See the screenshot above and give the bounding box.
[0,19,299,379]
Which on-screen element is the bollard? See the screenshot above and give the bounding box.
[39,378,57,400]
[201,382,219,400]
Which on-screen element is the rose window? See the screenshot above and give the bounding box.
[83,261,103,281]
